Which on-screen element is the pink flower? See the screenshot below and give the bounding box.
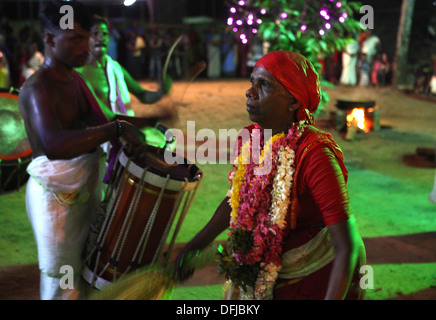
[224,121,306,299]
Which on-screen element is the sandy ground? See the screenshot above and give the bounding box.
[1,78,436,300]
[146,79,436,300]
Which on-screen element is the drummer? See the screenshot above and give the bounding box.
[76,15,170,117]
[18,0,173,300]
[77,15,176,154]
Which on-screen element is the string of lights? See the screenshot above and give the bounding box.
[225,0,352,44]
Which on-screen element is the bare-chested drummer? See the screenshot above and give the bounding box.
[18,0,171,300]
[77,15,167,117]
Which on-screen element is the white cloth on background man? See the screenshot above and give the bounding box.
[105,55,133,116]
[340,39,359,86]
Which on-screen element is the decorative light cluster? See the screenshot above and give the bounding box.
[226,0,350,43]
[225,1,287,44]
[300,0,349,35]
[227,3,261,43]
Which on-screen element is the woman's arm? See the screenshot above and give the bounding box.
[302,144,364,299]
[174,196,231,281]
[324,217,362,300]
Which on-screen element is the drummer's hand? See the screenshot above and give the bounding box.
[140,90,163,104]
[131,144,149,163]
[119,120,146,146]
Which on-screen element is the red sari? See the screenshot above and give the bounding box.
[234,124,364,300]
[274,125,364,300]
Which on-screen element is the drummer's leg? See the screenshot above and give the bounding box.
[26,177,73,299]
[25,178,97,300]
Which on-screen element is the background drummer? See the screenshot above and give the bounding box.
[18,0,173,300]
[77,15,176,159]
[76,15,171,118]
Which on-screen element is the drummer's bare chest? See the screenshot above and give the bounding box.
[81,65,110,103]
[53,83,93,128]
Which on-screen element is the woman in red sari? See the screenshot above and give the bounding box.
[175,51,366,300]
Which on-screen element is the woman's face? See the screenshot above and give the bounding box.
[245,67,298,134]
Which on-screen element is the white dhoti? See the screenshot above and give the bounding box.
[26,149,104,300]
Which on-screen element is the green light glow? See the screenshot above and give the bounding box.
[141,127,167,149]
[0,110,29,156]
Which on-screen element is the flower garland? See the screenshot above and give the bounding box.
[219,121,306,300]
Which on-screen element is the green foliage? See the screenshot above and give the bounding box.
[227,0,363,110]
[248,0,362,70]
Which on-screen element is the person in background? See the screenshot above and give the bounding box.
[148,30,163,81]
[18,1,172,300]
[77,15,167,118]
[0,43,10,88]
[221,27,237,77]
[21,41,44,80]
[358,53,369,87]
[77,15,174,175]
[360,29,381,73]
[107,21,120,61]
[205,24,221,79]
[340,33,359,86]
[371,53,390,88]
[126,27,145,80]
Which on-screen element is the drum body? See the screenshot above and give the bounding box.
[82,147,202,289]
[0,89,32,194]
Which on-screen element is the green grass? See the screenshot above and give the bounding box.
[172,284,224,300]
[1,158,435,300]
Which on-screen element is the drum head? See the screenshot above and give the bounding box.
[142,126,166,148]
[0,90,32,160]
[141,125,176,151]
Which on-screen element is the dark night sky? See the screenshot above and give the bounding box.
[1,0,435,63]
[1,1,434,27]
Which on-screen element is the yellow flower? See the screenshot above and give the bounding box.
[225,123,306,300]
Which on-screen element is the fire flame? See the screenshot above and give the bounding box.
[346,108,368,132]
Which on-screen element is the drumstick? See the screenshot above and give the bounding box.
[156,61,206,128]
[162,35,184,87]
[174,61,206,107]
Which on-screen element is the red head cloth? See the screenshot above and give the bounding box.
[254,51,321,124]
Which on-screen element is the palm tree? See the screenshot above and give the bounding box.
[392,0,415,87]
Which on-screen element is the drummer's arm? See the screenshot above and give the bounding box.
[122,65,164,104]
[79,72,117,121]
[19,85,121,159]
[114,113,160,129]
[79,74,162,129]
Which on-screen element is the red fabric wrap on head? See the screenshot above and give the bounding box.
[254,51,321,123]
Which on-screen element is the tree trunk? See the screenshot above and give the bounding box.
[393,0,415,87]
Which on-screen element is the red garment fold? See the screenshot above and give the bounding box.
[73,71,122,183]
